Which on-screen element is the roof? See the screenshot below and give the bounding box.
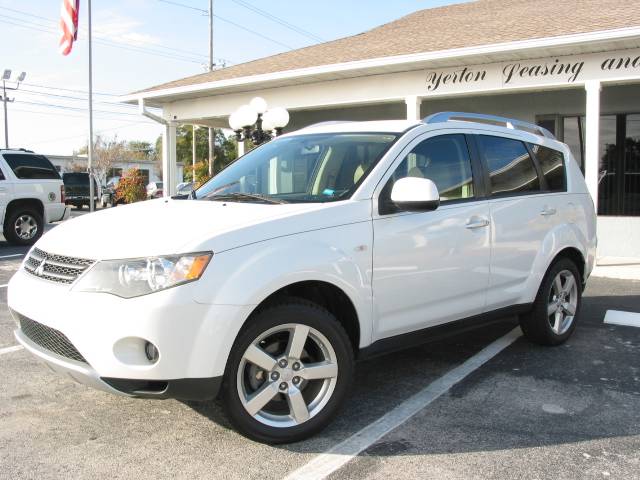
[137,0,640,95]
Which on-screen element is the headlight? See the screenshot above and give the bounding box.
[74,252,212,298]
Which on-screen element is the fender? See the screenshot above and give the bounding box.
[193,220,374,348]
[521,221,590,303]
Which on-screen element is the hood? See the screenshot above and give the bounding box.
[37,198,328,260]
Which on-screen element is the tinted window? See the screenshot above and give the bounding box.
[477,135,540,195]
[0,168,4,180]
[3,154,60,180]
[529,144,566,191]
[388,134,474,202]
[63,173,98,189]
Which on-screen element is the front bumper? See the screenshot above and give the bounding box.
[8,269,252,400]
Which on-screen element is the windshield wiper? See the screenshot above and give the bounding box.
[208,192,288,204]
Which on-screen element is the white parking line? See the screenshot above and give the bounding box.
[0,284,7,288]
[0,345,23,356]
[284,327,522,480]
[604,310,640,328]
[0,254,24,260]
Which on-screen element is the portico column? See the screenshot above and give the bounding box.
[584,80,601,213]
[162,122,177,197]
[405,95,422,121]
[237,138,245,158]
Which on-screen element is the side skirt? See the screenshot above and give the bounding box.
[358,303,532,360]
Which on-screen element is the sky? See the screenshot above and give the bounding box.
[0,0,468,155]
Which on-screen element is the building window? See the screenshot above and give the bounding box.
[476,135,540,196]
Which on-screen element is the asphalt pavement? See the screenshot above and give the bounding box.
[0,212,638,479]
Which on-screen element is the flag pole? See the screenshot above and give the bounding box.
[87,0,95,212]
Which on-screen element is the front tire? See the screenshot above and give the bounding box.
[221,298,354,444]
[3,208,43,246]
[520,258,582,346]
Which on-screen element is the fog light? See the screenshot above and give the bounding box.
[144,341,159,363]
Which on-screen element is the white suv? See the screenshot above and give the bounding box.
[0,149,70,245]
[8,113,596,443]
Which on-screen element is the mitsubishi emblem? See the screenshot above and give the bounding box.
[34,258,47,276]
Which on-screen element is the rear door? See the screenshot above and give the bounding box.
[474,134,560,310]
[372,132,491,339]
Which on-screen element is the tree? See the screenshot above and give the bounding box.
[75,135,160,185]
[155,127,238,182]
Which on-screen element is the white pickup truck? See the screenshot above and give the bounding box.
[0,149,70,246]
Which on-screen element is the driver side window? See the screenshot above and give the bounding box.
[385,134,475,207]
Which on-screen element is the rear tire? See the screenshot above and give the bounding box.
[520,258,582,346]
[221,298,355,444]
[3,208,44,246]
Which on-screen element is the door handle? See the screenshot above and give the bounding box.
[540,207,557,216]
[465,218,490,229]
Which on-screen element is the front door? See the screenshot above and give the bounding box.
[372,133,491,340]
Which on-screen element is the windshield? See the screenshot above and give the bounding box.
[195,133,398,203]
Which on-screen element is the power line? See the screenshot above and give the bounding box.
[1,5,213,61]
[27,122,161,147]
[230,0,324,43]
[156,0,295,50]
[22,82,120,97]
[19,88,155,111]
[12,107,156,123]
[15,99,148,118]
[0,15,228,65]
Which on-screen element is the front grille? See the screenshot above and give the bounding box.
[23,247,94,284]
[15,311,87,363]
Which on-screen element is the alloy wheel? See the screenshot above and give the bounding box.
[14,214,38,240]
[237,323,339,428]
[547,269,578,335]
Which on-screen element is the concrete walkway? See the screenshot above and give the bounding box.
[592,256,640,281]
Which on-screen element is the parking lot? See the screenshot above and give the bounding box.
[0,221,639,479]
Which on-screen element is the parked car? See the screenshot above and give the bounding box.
[9,113,596,443]
[0,148,69,245]
[62,172,99,210]
[100,176,120,207]
[176,181,194,196]
[146,181,163,199]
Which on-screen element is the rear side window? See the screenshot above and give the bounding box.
[3,154,60,180]
[477,135,540,196]
[529,144,566,191]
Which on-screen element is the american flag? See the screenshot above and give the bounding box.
[59,0,80,56]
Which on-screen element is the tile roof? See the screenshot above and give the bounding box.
[139,0,640,94]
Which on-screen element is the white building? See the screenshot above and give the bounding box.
[123,0,640,257]
[46,154,181,186]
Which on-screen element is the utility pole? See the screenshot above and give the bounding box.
[87,0,95,212]
[1,70,26,149]
[208,0,215,177]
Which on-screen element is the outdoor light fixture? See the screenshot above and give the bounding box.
[2,69,27,149]
[228,97,290,146]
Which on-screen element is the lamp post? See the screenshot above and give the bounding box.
[1,70,27,149]
[228,97,289,157]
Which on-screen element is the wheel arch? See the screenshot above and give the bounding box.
[245,280,361,353]
[4,198,44,224]
[552,247,586,286]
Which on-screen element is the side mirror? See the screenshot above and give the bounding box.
[390,177,440,212]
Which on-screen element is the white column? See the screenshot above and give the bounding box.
[584,80,601,213]
[162,122,177,197]
[237,138,245,157]
[405,95,422,121]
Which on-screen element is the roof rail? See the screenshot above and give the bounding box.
[423,112,556,139]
